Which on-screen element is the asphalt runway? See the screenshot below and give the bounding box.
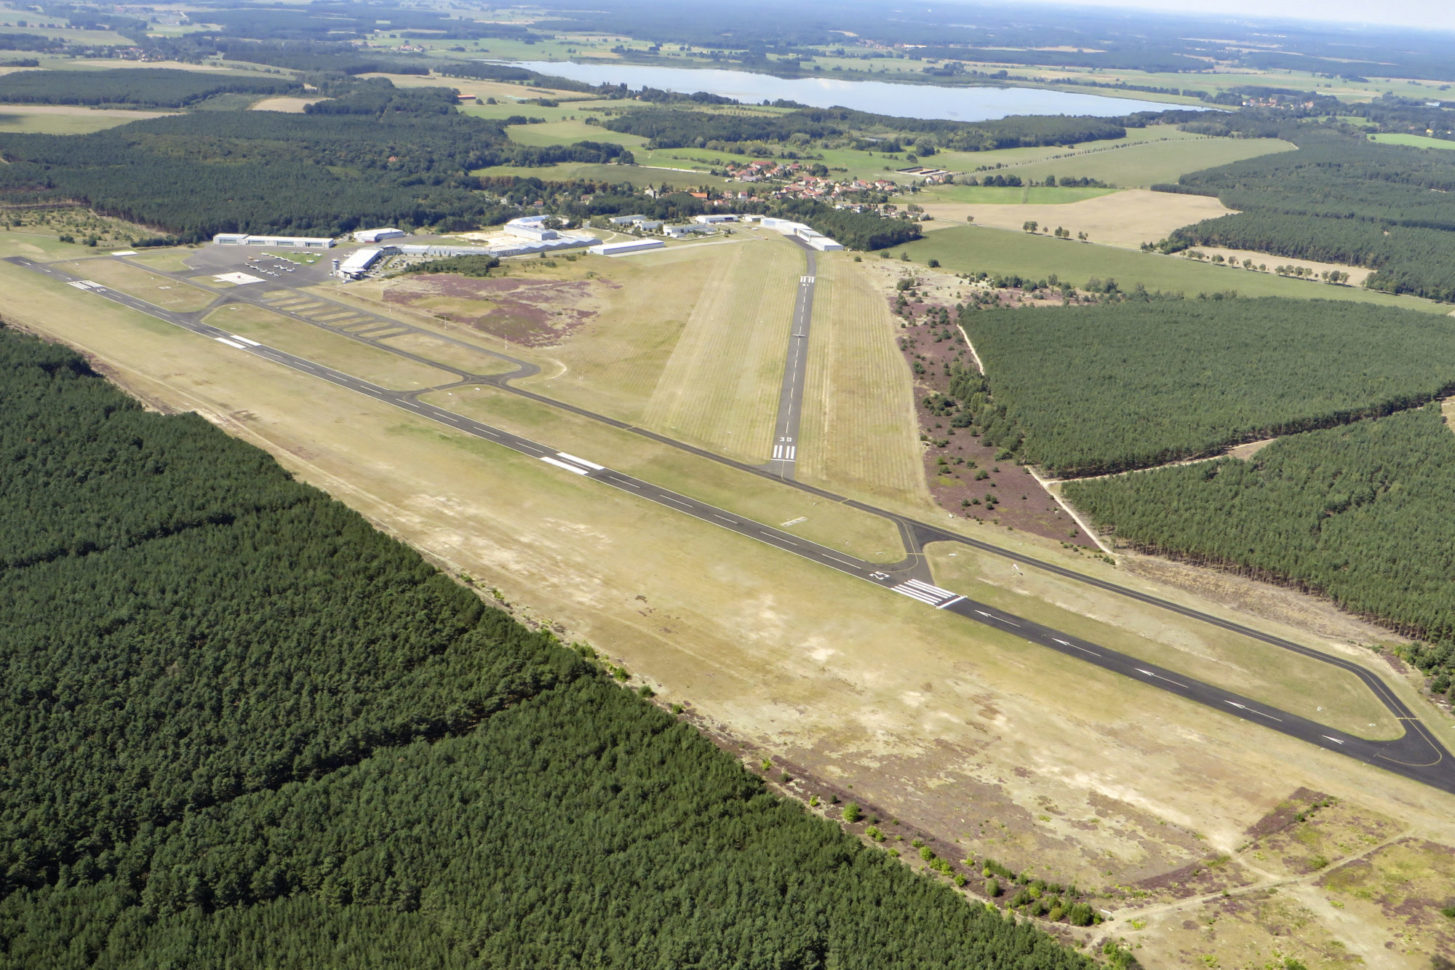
[14,251,1453,795]
[765,241,817,480]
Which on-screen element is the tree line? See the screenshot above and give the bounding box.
[0,67,299,108]
[1154,131,1455,301]
[1064,405,1455,701]
[0,322,1096,969]
[957,296,1455,477]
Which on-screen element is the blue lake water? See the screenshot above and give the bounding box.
[498,60,1193,122]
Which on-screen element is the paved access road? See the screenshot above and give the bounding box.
[16,253,1453,795]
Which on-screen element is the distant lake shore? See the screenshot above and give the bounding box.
[493,59,1199,122]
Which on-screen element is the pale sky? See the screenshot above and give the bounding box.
[1011,0,1455,31]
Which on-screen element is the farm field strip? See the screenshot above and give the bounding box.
[899,224,1446,311]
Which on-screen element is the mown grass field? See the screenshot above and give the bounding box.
[203,304,456,390]
[0,102,174,134]
[420,384,906,563]
[377,330,519,376]
[1368,132,1455,150]
[640,237,799,461]
[998,134,1294,189]
[925,543,1402,739]
[896,225,1445,311]
[795,252,932,508]
[509,235,792,441]
[917,184,1115,205]
[54,257,217,312]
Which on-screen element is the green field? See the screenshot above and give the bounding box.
[0,103,174,134]
[1369,132,1455,150]
[897,225,1443,310]
[916,184,1115,204]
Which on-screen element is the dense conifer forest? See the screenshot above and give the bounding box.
[1063,405,1455,699]
[0,324,1094,968]
[1156,132,1455,301]
[0,67,299,108]
[957,297,1455,477]
[602,106,1127,153]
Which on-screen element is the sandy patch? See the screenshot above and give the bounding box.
[249,96,326,113]
[1178,246,1373,286]
[922,189,1234,249]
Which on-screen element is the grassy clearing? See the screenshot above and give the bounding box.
[248,96,323,113]
[925,542,1402,739]
[0,102,173,134]
[1369,132,1455,150]
[795,252,931,507]
[375,71,592,105]
[640,238,798,461]
[896,225,1447,311]
[420,384,905,563]
[204,304,456,390]
[515,235,772,423]
[122,249,200,272]
[54,257,217,312]
[376,331,519,376]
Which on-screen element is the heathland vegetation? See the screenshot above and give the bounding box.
[1063,405,1455,701]
[0,323,1094,969]
[955,297,1455,477]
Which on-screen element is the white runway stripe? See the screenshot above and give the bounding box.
[214,337,246,349]
[556,451,603,470]
[540,456,588,475]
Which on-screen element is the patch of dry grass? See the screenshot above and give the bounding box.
[54,257,217,312]
[921,189,1235,250]
[796,251,932,507]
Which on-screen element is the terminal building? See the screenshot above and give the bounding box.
[212,233,335,249]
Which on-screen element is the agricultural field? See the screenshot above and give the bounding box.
[918,189,1231,250]
[897,224,1442,310]
[961,297,1455,477]
[1368,132,1455,150]
[927,127,1293,189]
[0,102,174,133]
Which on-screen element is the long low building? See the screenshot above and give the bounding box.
[588,239,665,256]
[353,227,406,243]
[213,233,335,249]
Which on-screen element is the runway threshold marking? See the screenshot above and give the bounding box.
[893,579,962,608]
[540,456,589,475]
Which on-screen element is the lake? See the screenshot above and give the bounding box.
[497,60,1194,122]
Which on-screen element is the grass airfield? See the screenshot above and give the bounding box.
[1,75,1454,959]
